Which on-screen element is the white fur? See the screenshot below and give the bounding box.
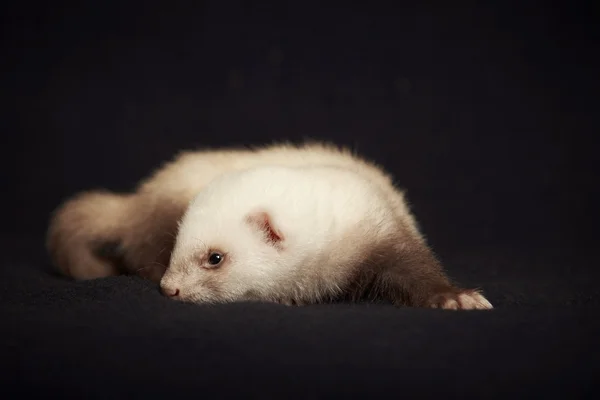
[161,165,397,304]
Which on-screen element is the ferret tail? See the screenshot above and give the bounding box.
[46,190,134,280]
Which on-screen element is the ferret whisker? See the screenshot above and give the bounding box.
[149,261,167,269]
[153,246,169,263]
[164,231,177,240]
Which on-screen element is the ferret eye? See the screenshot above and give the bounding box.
[207,252,224,266]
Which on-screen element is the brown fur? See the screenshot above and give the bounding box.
[325,230,489,309]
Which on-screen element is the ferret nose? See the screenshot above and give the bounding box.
[161,287,180,297]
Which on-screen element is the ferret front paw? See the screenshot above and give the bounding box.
[428,289,493,310]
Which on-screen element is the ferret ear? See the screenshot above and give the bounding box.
[245,211,285,247]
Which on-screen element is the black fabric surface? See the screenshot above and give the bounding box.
[2,1,599,398]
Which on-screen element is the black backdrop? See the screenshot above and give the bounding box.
[3,0,598,249]
[1,1,599,398]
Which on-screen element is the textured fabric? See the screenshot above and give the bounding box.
[2,1,598,398]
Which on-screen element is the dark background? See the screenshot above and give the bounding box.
[1,1,599,398]
[3,0,598,250]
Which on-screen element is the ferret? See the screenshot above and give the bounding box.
[160,165,492,310]
[46,141,492,309]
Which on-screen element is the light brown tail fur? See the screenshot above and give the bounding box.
[46,190,134,279]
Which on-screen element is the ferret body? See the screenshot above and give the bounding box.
[161,165,492,309]
[47,141,492,309]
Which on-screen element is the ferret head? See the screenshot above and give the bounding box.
[159,200,288,304]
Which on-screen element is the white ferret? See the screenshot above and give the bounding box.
[47,141,492,309]
[161,165,492,310]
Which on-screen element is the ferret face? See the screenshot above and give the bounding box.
[160,208,287,304]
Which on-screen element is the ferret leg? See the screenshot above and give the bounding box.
[380,237,493,310]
